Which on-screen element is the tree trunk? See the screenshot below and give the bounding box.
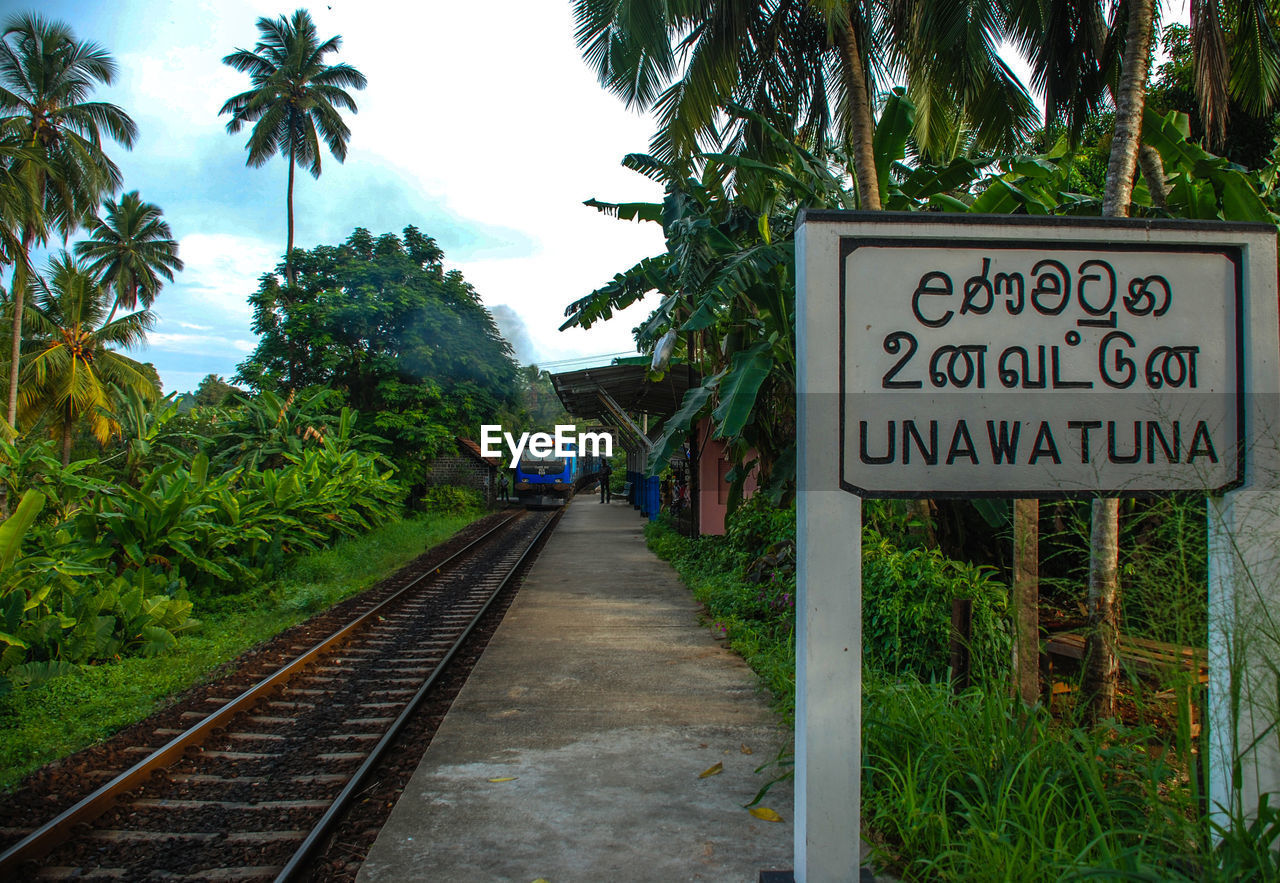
[1102,0,1156,218]
[1012,498,1040,706]
[61,419,73,466]
[286,147,296,286]
[1084,497,1121,720]
[7,234,32,430]
[835,13,881,210]
[7,263,22,429]
[909,499,937,548]
[1084,0,1155,725]
[103,280,135,328]
[1138,144,1168,209]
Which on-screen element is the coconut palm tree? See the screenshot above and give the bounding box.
[1183,0,1280,149]
[0,11,136,429]
[74,190,182,324]
[0,135,43,277]
[573,0,1037,208]
[1072,0,1157,724]
[18,251,156,464]
[219,9,367,285]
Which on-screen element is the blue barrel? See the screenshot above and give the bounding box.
[646,476,660,521]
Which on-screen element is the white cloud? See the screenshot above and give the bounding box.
[170,232,277,320]
[308,1,667,354]
[143,331,247,354]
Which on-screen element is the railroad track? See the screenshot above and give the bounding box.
[0,508,558,881]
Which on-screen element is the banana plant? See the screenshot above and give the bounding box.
[571,105,863,505]
[0,490,110,678]
[1140,107,1277,223]
[211,387,343,472]
[0,438,99,522]
[108,388,188,485]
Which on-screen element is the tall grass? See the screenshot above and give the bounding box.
[863,672,1280,881]
[864,675,1198,880]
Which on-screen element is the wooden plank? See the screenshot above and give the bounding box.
[1044,631,1207,681]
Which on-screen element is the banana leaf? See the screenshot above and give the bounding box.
[0,490,44,572]
[874,89,915,207]
[712,342,774,439]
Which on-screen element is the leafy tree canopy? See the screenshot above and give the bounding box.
[235,226,521,469]
[191,374,243,408]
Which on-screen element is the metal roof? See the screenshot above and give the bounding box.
[551,364,699,421]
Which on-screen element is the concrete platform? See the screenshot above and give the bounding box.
[358,496,794,882]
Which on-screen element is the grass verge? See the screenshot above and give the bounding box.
[645,516,796,722]
[0,510,482,790]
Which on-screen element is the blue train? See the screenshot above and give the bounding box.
[513,444,578,508]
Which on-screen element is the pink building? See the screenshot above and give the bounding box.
[692,417,758,536]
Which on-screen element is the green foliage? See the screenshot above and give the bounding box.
[862,530,1010,683]
[18,251,160,457]
[647,494,1016,717]
[566,132,836,499]
[0,488,198,693]
[234,227,521,481]
[421,485,484,515]
[192,374,242,408]
[1037,496,1209,649]
[648,494,1271,879]
[108,387,186,484]
[209,388,345,472]
[1148,24,1280,170]
[516,365,573,427]
[0,510,481,787]
[0,391,404,689]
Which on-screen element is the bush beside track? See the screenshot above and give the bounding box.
[0,509,487,789]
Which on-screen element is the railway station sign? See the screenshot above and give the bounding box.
[794,211,1280,883]
[840,233,1242,497]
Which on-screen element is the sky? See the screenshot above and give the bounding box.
[13,0,670,395]
[9,0,1193,396]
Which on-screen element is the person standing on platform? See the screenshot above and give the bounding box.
[599,455,613,503]
[497,469,510,503]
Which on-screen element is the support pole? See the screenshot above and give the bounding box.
[796,216,861,882]
[1206,231,1280,828]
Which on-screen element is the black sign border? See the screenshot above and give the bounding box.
[837,235,1246,499]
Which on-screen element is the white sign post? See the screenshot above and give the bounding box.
[795,211,1280,881]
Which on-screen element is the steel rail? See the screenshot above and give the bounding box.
[274,509,560,881]
[0,511,522,874]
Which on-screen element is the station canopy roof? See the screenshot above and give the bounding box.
[551,363,699,421]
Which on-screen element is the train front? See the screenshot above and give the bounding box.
[513,446,575,508]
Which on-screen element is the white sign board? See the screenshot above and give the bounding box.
[842,238,1241,496]
[796,212,1280,883]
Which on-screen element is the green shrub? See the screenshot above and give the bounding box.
[0,406,405,684]
[422,485,484,514]
[862,528,1010,683]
